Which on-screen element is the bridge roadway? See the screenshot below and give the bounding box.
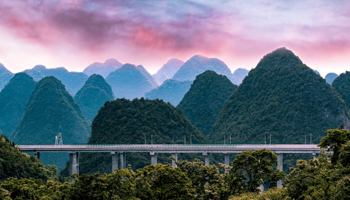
[18,144,321,187]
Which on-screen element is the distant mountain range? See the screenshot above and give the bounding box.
[325,73,338,84]
[233,68,249,84]
[24,65,88,95]
[0,63,14,91]
[145,79,192,106]
[172,55,238,84]
[153,59,184,85]
[83,58,123,78]
[106,64,158,99]
[75,74,114,122]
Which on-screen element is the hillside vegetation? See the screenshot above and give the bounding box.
[0,73,36,137]
[210,48,350,145]
[76,98,205,174]
[74,74,114,121]
[10,76,90,171]
[177,70,237,135]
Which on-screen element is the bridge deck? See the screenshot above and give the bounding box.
[18,144,321,154]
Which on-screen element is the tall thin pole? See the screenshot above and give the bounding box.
[224,135,226,145]
[310,133,312,144]
[184,136,186,144]
[190,135,192,144]
[151,135,153,145]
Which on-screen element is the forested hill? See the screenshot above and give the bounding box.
[210,47,350,144]
[177,70,237,135]
[74,74,114,121]
[10,76,90,171]
[0,73,36,137]
[76,98,204,174]
[0,134,52,181]
[332,71,350,109]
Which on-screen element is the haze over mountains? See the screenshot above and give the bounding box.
[83,59,123,78]
[153,58,184,85]
[24,65,88,95]
[0,63,14,91]
[145,79,192,106]
[106,64,158,99]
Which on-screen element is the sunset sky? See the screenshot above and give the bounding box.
[0,0,349,76]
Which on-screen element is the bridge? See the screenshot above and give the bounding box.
[18,144,322,187]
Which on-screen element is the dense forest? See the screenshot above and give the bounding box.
[65,98,205,175]
[2,129,350,199]
[10,76,90,171]
[0,73,36,137]
[332,71,350,109]
[177,70,237,136]
[74,74,114,121]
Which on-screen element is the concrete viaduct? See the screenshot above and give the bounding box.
[18,144,321,187]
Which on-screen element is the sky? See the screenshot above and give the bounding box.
[0,0,349,77]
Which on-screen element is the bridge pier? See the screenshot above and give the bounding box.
[120,152,126,169]
[277,153,283,188]
[203,152,209,166]
[151,152,157,165]
[34,151,40,160]
[69,152,79,182]
[171,153,178,167]
[111,152,118,172]
[224,153,229,173]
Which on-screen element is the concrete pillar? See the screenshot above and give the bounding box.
[171,153,178,168]
[120,152,125,169]
[151,152,157,165]
[69,152,79,182]
[224,153,229,173]
[277,153,283,188]
[259,184,264,193]
[312,153,316,160]
[203,152,209,166]
[111,152,118,173]
[34,152,40,160]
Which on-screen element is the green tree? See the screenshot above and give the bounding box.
[134,164,194,200]
[318,129,350,164]
[225,149,285,195]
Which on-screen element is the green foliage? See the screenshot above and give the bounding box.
[135,164,194,200]
[0,134,52,182]
[177,70,237,135]
[175,158,227,199]
[74,98,205,175]
[332,71,350,109]
[145,79,192,106]
[106,64,158,99]
[225,149,285,195]
[229,188,290,200]
[319,129,350,164]
[0,73,36,137]
[74,74,114,121]
[211,48,350,145]
[10,76,90,171]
